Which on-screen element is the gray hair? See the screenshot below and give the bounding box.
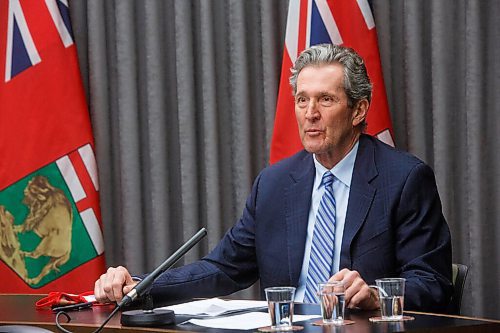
[289,44,372,109]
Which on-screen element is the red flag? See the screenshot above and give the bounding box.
[0,0,105,292]
[270,0,394,164]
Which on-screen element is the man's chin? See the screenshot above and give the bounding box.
[302,144,324,155]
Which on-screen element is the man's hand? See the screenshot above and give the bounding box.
[330,268,379,310]
[94,266,138,303]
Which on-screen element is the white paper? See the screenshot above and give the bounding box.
[83,295,96,302]
[188,312,321,330]
[159,298,268,317]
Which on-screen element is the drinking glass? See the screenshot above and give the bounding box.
[375,278,405,320]
[265,287,296,331]
[318,281,345,325]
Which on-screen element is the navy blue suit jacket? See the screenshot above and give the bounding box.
[150,135,453,312]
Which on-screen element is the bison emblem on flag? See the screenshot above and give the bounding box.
[0,144,104,288]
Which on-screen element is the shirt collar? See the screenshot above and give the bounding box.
[313,141,359,189]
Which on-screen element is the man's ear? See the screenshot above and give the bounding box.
[352,99,369,127]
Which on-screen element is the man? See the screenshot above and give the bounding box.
[95,44,452,312]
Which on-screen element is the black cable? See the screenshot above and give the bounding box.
[54,229,207,331]
[55,305,121,333]
[91,306,121,333]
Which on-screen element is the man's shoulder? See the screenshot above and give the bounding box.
[248,150,313,199]
[257,150,313,185]
[361,134,425,168]
[264,150,312,173]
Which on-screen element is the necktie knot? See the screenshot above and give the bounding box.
[322,171,334,189]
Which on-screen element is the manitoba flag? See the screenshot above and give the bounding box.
[0,0,105,292]
[270,0,394,163]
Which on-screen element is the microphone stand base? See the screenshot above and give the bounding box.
[120,309,175,327]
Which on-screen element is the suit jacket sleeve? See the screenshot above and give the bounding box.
[394,162,453,311]
[145,173,262,306]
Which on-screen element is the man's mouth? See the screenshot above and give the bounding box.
[305,128,322,136]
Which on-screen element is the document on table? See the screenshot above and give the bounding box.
[159,298,320,330]
[158,298,268,318]
[188,312,321,330]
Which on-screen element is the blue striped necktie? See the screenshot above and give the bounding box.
[304,171,336,303]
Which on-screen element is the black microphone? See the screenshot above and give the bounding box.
[118,227,208,309]
[55,228,208,331]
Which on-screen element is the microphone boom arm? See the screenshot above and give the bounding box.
[118,227,208,308]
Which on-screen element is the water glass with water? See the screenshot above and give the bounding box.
[265,286,296,331]
[318,281,345,325]
[375,278,405,320]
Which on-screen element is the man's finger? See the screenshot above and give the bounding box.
[330,268,349,282]
[111,267,128,302]
[123,283,136,295]
[344,277,364,306]
[348,283,370,308]
[101,267,117,302]
[94,279,105,303]
[338,270,358,290]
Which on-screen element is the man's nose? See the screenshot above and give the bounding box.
[305,100,319,119]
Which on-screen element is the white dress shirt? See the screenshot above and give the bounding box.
[294,142,359,302]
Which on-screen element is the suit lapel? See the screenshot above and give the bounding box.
[340,135,378,268]
[285,153,315,286]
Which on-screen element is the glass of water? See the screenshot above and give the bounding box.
[375,278,405,320]
[318,281,345,325]
[265,287,296,331]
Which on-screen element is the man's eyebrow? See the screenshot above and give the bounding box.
[296,90,331,95]
[318,91,335,96]
[320,91,341,98]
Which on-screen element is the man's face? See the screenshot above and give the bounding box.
[294,63,364,167]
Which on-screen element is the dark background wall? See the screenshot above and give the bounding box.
[70,0,500,319]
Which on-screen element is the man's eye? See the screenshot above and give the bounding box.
[320,96,334,106]
[296,97,308,106]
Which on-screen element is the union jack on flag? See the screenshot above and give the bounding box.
[270,0,394,163]
[5,0,73,82]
